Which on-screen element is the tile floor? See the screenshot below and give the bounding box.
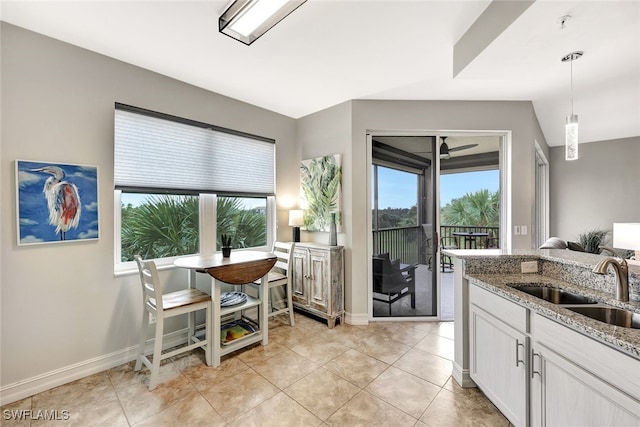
[2,314,510,426]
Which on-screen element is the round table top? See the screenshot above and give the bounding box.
[174,251,277,285]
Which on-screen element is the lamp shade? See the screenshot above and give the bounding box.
[288,209,304,227]
[613,223,640,250]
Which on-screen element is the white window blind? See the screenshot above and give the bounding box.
[114,106,275,195]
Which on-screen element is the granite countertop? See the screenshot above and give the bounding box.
[466,272,640,360]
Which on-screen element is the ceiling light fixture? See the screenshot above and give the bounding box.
[219,0,307,45]
[440,137,451,160]
[562,50,583,161]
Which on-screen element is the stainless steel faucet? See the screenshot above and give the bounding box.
[592,246,629,302]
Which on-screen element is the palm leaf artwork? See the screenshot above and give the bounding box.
[300,155,342,231]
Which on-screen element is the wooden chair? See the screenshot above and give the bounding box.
[253,241,296,326]
[134,255,211,390]
[372,253,416,316]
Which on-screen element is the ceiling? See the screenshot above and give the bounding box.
[1,1,638,148]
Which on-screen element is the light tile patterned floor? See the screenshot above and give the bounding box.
[2,314,510,426]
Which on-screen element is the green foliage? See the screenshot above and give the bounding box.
[375,206,418,229]
[121,195,266,262]
[441,189,499,227]
[215,197,266,250]
[300,156,342,231]
[220,233,232,247]
[578,229,609,254]
[121,195,199,261]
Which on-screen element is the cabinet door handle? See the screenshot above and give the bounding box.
[531,352,542,378]
[516,340,525,367]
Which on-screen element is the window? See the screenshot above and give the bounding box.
[114,104,275,272]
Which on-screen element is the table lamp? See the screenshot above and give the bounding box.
[613,223,640,262]
[289,209,304,242]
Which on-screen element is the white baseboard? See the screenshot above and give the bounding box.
[0,329,188,406]
[452,362,476,388]
[345,311,369,325]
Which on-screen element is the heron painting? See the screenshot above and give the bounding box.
[16,160,99,245]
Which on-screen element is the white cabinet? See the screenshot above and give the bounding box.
[469,283,640,427]
[531,313,640,427]
[291,243,344,328]
[469,284,528,427]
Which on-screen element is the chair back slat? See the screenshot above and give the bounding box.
[135,255,163,311]
[272,241,295,277]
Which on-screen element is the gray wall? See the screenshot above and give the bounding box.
[1,23,297,396]
[549,136,640,243]
[1,21,555,399]
[297,99,549,318]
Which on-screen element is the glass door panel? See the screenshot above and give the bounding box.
[371,135,438,318]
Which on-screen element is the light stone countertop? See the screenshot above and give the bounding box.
[466,273,640,360]
[444,248,640,360]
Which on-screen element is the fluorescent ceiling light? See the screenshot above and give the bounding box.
[219,0,307,45]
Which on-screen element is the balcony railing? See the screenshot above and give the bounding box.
[372,225,499,265]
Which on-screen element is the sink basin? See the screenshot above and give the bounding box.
[514,285,598,305]
[566,306,640,329]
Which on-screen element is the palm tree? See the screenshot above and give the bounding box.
[441,189,499,227]
[121,195,199,261]
[121,195,267,261]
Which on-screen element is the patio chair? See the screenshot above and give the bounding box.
[440,235,458,272]
[372,253,416,315]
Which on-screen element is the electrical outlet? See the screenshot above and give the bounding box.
[514,226,521,236]
[149,312,156,324]
[521,261,538,273]
[521,225,528,235]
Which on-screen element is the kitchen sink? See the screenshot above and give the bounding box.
[514,285,598,305]
[565,306,640,329]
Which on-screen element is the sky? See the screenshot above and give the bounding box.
[376,167,499,209]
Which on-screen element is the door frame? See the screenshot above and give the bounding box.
[366,130,512,322]
[367,131,440,321]
[534,140,550,248]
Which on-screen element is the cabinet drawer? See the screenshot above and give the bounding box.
[470,283,528,333]
[532,313,640,400]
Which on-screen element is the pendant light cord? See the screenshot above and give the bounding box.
[570,58,574,115]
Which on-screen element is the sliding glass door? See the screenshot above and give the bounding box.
[371,135,438,318]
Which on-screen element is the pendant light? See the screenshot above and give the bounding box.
[562,51,583,161]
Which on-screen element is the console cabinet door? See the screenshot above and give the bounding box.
[531,344,640,427]
[291,247,309,306]
[307,248,329,313]
[470,304,528,427]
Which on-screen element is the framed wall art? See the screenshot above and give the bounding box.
[16,160,99,245]
[300,154,342,232]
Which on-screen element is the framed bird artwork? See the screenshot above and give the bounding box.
[15,160,99,245]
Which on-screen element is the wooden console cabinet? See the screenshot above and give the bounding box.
[291,242,344,328]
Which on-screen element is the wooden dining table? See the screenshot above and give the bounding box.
[174,250,277,367]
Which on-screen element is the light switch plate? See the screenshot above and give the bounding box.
[521,225,528,235]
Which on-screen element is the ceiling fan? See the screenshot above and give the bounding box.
[440,136,478,159]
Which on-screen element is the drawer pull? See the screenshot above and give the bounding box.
[516,340,525,367]
[532,352,542,378]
